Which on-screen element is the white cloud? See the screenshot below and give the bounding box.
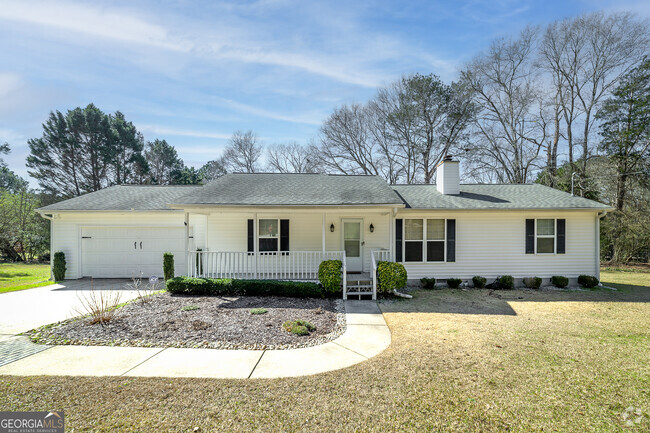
[0,72,23,98]
[0,0,189,51]
[0,0,446,88]
[138,125,231,140]
[213,96,323,125]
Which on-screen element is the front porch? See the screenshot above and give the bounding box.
[186,249,392,300]
[181,207,396,299]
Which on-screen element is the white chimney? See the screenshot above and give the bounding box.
[436,156,460,195]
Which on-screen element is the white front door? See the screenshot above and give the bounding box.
[81,226,186,278]
[342,219,363,272]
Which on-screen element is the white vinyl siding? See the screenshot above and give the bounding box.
[396,210,599,280]
[205,208,391,271]
[50,211,205,279]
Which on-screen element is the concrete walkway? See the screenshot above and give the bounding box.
[0,300,390,379]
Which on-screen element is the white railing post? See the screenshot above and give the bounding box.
[372,250,378,300]
[342,251,347,300]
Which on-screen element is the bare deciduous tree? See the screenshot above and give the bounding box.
[462,26,545,183]
[266,142,319,173]
[539,12,649,192]
[221,130,262,173]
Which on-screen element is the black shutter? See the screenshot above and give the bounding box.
[446,219,456,262]
[525,219,535,254]
[247,219,254,253]
[557,219,566,254]
[280,219,290,252]
[395,219,403,262]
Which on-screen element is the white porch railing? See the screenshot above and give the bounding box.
[187,250,346,282]
[371,249,392,297]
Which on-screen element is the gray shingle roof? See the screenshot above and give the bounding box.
[38,176,611,212]
[37,185,203,211]
[392,184,611,210]
[170,173,405,206]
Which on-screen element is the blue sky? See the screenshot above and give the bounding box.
[1,0,648,180]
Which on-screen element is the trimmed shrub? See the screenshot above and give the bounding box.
[578,275,599,288]
[52,251,66,281]
[446,278,462,288]
[166,277,233,296]
[165,277,324,298]
[180,305,199,311]
[551,275,569,288]
[420,277,436,289]
[523,277,542,289]
[283,319,316,336]
[318,260,342,294]
[376,261,408,294]
[472,276,487,288]
[497,275,515,290]
[163,252,174,281]
[250,308,267,315]
[232,279,323,298]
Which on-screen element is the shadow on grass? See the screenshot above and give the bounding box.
[381,285,650,316]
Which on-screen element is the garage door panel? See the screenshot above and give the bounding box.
[82,226,186,278]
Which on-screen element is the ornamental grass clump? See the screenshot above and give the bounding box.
[282,319,316,336]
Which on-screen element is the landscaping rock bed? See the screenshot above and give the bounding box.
[29,293,346,350]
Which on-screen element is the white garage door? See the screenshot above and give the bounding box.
[81,226,186,278]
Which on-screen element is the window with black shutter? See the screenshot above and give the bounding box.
[280,219,290,253]
[395,219,403,262]
[556,219,566,254]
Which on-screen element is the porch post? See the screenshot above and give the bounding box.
[184,212,189,275]
[254,212,258,279]
[322,213,326,253]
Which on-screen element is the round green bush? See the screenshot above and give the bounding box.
[52,251,66,281]
[377,261,407,294]
[446,278,462,288]
[523,277,542,289]
[497,275,515,290]
[578,275,599,288]
[420,277,436,289]
[551,275,569,288]
[472,276,487,288]
[318,260,342,294]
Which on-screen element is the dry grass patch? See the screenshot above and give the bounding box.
[1,271,648,432]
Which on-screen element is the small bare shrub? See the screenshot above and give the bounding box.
[126,273,160,305]
[75,280,123,325]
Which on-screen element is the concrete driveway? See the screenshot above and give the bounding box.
[0,279,142,335]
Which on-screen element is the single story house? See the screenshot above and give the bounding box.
[37,158,611,298]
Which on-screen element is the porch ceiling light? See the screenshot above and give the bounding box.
[369,223,374,233]
[330,223,335,232]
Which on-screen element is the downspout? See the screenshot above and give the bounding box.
[596,211,608,282]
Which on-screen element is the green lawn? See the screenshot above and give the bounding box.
[0,269,648,432]
[0,263,53,294]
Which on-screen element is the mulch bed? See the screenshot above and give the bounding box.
[29,293,346,350]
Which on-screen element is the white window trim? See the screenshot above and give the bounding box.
[535,218,556,255]
[402,218,447,263]
[258,218,280,253]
